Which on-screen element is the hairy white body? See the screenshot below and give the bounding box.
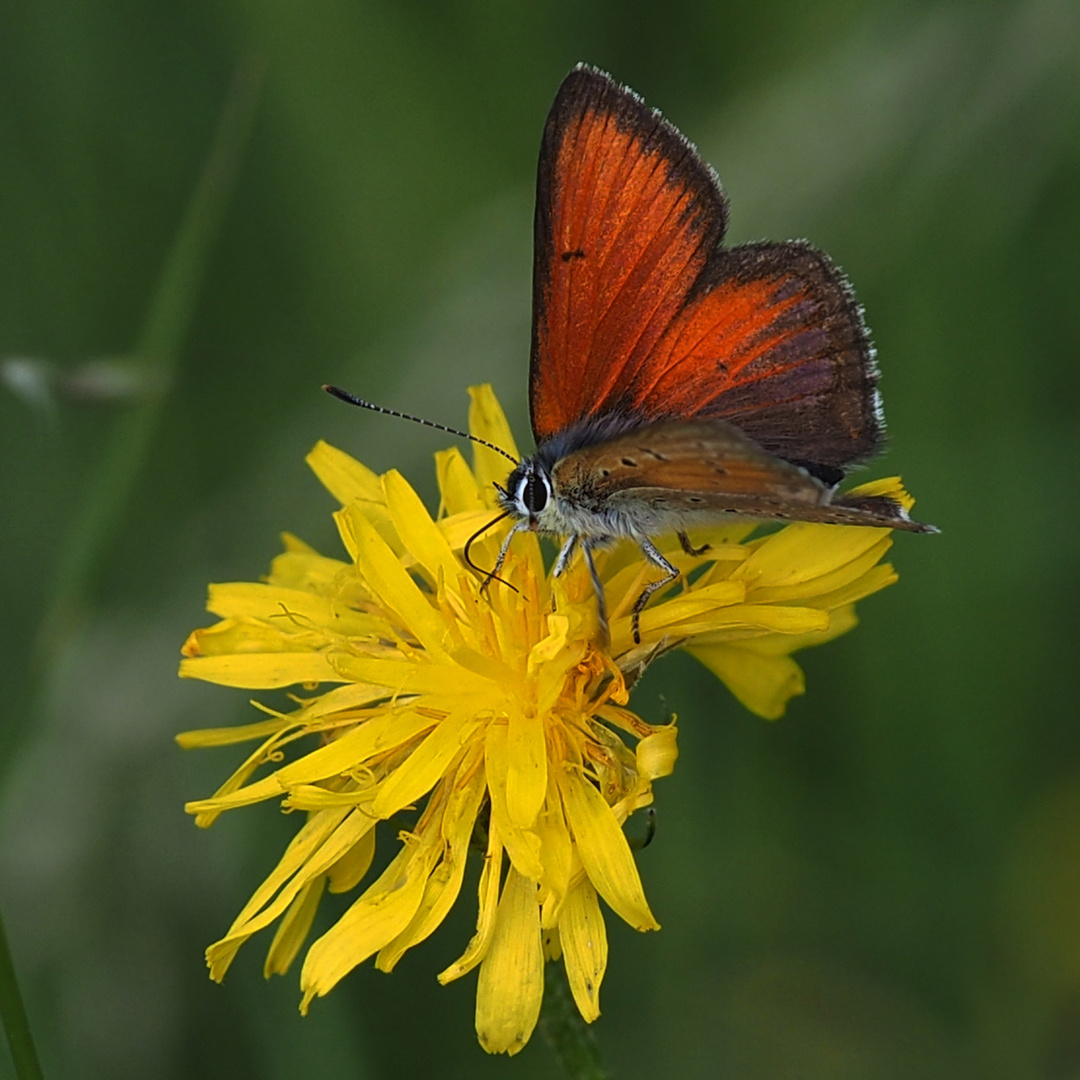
[492,417,924,643]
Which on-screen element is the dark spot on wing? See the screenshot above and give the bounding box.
[561,248,587,262]
[786,459,845,486]
[620,457,638,467]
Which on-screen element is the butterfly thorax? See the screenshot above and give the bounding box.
[497,418,629,541]
[499,456,611,540]
[497,414,679,543]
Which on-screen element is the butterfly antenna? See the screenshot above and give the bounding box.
[323,385,519,464]
[463,511,519,595]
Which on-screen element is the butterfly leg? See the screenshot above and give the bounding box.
[581,539,610,647]
[678,530,710,558]
[481,520,527,596]
[552,534,578,577]
[631,537,680,644]
[549,534,579,612]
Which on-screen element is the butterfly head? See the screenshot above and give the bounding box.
[497,457,555,531]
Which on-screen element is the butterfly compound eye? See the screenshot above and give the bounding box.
[518,471,549,514]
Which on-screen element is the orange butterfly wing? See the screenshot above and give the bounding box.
[550,420,823,504]
[530,66,881,476]
[550,420,931,532]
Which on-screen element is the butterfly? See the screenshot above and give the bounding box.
[329,64,935,645]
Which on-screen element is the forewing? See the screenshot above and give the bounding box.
[551,420,826,514]
[530,66,729,442]
[552,420,928,531]
[530,67,881,475]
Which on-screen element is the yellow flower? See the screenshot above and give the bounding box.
[178,385,910,1054]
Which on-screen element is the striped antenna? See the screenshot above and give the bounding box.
[323,385,519,464]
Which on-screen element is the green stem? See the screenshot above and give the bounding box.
[0,56,264,787]
[540,962,612,1080]
[0,904,44,1080]
[40,53,265,656]
[0,57,263,1078]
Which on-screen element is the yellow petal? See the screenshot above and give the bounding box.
[205,582,378,637]
[438,823,503,983]
[675,603,830,638]
[485,721,543,882]
[801,563,898,612]
[435,447,485,514]
[559,879,607,1023]
[281,532,320,554]
[637,725,679,780]
[376,748,487,970]
[179,652,344,689]
[181,617,302,656]
[327,827,376,893]
[186,727,302,827]
[608,573,744,627]
[504,707,548,830]
[300,840,435,1006]
[184,709,435,815]
[530,617,586,718]
[284,786,373,810]
[850,475,914,512]
[686,642,805,720]
[175,715,291,749]
[235,807,353,923]
[327,654,491,697]
[537,781,573,928]
[376,858,457,975]
[467,385,519,494]
[734,521,892,592]
[746,535,893,604]
[292,681,397,720]
[475,867,543,1055]
[346,512,451,657]
[557,769,658,932]
[722,605,860,658]
[446,644,517,686]
[371,711,481,819]
[306,440,383,505]
[333,502,405,564]
[437,508,504,553]
[382,469,462,587]
[207,806,365,979]
[268,543,349,591]
[264,875,326,977]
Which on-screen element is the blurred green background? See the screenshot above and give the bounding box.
[2,1,1079,1077]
